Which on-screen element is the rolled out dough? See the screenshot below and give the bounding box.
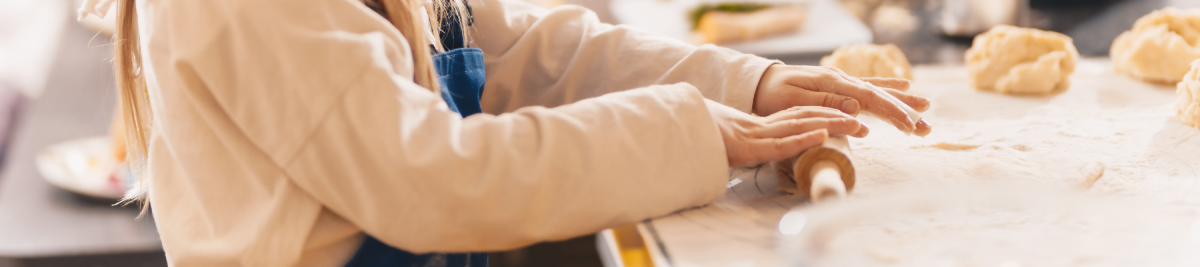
[965,25,1079,94]
[820,43,913,80]
[1111,8,1200,84]
[1178,59,1200,128]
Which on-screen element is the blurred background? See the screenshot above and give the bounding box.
[0,0,1196,266]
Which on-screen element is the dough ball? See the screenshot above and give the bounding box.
[1111,8,1200,84]
[820,44,913,80]
[1178,59,1200,128]
[965,25,1079,94]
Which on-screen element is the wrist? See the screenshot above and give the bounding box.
[752,63,782,115]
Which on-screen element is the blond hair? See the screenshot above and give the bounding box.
[113,0,469,211]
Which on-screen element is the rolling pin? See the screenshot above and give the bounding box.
[773,135,856,202]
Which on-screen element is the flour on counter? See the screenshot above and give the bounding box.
[648,58,1200,267]
[781,185,1200,267]
[795,58,1200,266]
[850,58,1200,212]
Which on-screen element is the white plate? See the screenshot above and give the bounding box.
[35,137,132,200]
[610,0,873,56]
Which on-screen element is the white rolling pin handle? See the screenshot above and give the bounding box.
[809,160,847,202]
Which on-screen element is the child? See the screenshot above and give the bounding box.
[82,0,931,265]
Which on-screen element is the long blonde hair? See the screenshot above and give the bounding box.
[113,0,469,209]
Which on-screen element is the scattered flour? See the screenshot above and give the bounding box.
[651,59,1200,267]
[782,185,1200,267]
[786,58,1200,266]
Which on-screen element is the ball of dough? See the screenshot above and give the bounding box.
[1111,8,1200,84]
[1177,59,1200,128]
[820,44,913,80]
[965,25,1079,94]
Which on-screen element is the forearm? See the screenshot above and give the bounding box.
[285,80,730,253]
[470,0,779,113]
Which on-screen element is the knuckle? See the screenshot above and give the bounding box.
[820,94,842,108]
[815,118,835,127]
[789,118,807,128]
[817,67,840,78]
[820,105,844,113]
[837,119,858,130]
[819,66,839,73]
[798,107,828,118]
[773,138,788,153]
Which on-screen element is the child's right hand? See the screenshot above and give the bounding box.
[707,100,867,168]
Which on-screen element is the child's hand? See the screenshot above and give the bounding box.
[753,64,933,136]
[707,100,867,168]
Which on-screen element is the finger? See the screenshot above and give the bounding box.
[765,107,870,137]
[772,88,862,116]
[914,119,933,137]
[859,77,911,92]
[884,88,931,112]
[764,106,854,122]
[754,117,862,139]
[849,121,869,138]
[744,129,829,166]
[784,68,914,132]
[829,75,917,133]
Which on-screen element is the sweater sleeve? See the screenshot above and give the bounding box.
[171,0,731,253]
[470,0,780,114]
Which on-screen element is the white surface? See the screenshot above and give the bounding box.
[35,137,131,200]
[779,185,1200,267]
[0,0,67,97]
[610,0,872,56]
[646,58,1200,266]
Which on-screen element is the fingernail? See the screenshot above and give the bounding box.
[842,99,859,115]
[915,119,933,137]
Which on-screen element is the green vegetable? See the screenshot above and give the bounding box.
[689,3,772,30]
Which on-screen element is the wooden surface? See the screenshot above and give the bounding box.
[0,3,161,257]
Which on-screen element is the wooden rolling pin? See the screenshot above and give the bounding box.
[773,135,856,202]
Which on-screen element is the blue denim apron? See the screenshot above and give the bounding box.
[434,48,486,116]
[342,48,488,267]
[347,0,487,265]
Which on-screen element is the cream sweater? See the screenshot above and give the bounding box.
[130,0,777,265]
